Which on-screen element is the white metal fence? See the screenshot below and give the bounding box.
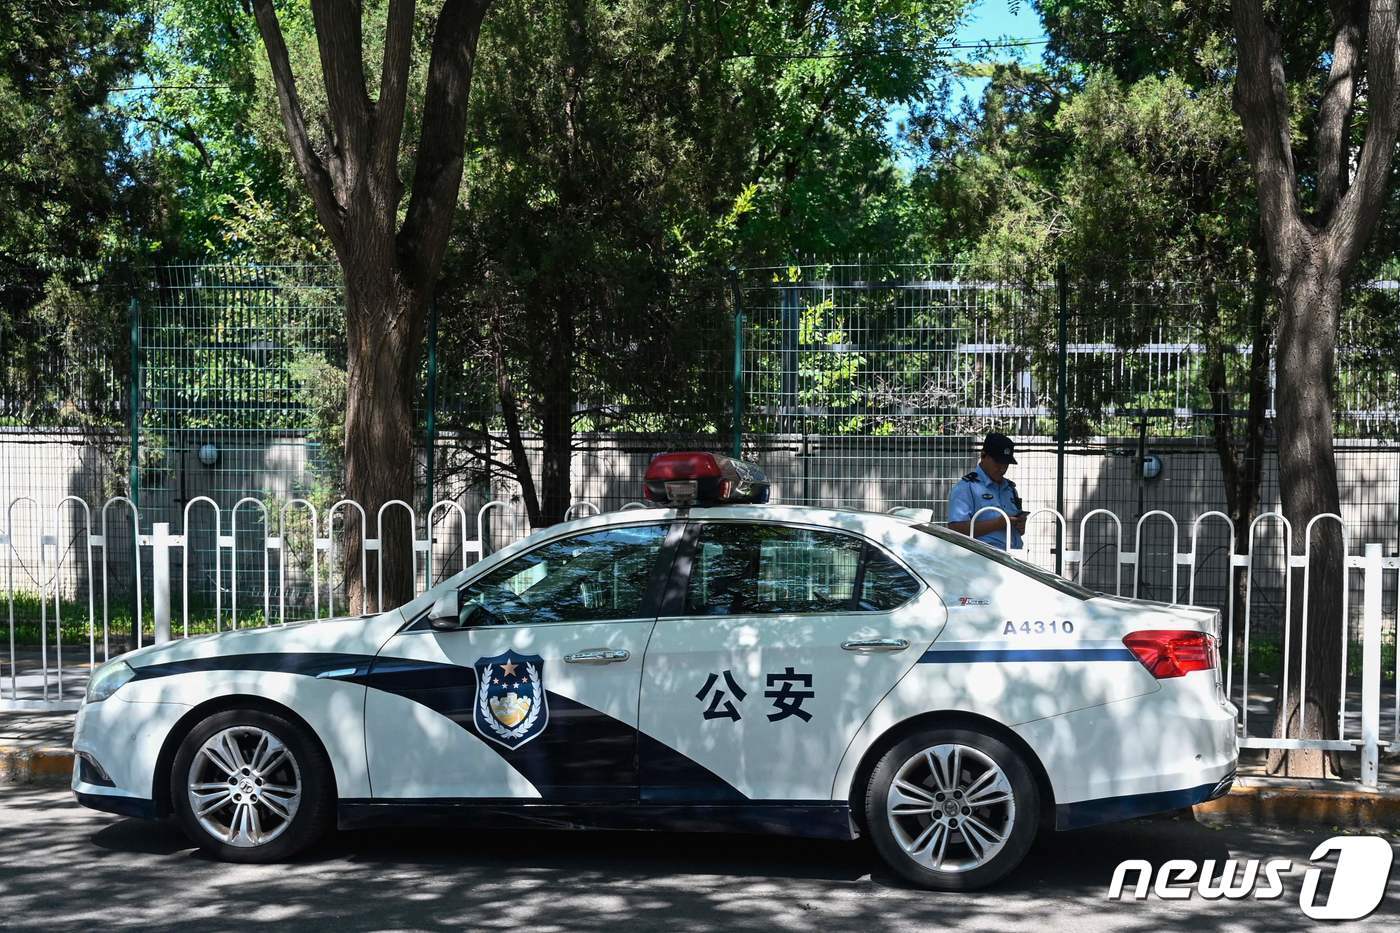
[4,496,1396,787]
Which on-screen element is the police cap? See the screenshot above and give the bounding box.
[981,432,1018,465]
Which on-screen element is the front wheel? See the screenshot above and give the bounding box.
[865,727,1040,890]
[171,709,332,862]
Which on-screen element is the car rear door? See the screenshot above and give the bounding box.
[637,519,946,802]
[364,520,680,801]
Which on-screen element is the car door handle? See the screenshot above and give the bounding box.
[841,638,910,653]
[563,648,631,664]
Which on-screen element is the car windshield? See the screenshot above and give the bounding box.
[912,522,1098,601]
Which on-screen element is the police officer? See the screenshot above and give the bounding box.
[948,432,1025,549]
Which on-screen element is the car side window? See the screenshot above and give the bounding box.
[460,524,668,625]
[859,548,923,610]
[685,522,920,616]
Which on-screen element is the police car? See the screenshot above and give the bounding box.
[72,452,1237,890]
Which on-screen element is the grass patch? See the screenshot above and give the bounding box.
[1237,638,1396,681]
[3,590,311,648]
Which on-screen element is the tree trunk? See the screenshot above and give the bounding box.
[531,0,587,530]
[1230,266,1273,669]
[1266,261,1346,777]
[1230,0,1400,774]
[1206,259,1272,672]
[537,312,575,528]
[249,0,495,610]
[342,273,425,612]
[495,344,543,528]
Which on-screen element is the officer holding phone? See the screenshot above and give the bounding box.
[947,432,1025,550]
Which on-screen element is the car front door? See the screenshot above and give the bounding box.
[365,521,677,801]
[638,520,945,802]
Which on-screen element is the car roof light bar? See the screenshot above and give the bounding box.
[643,452,771,506]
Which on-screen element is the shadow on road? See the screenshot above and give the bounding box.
[4,785,1395,933]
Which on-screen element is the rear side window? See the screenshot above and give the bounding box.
[685,523,920,616]
[859,548,923,610]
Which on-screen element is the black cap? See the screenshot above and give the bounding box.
[981,432,1017,465]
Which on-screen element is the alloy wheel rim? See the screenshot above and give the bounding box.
[885,743,1015,873]
[187,726,302,848]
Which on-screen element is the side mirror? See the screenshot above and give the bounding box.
[428,590,462,631]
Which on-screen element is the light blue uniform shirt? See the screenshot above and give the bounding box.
[948,464,1024,550]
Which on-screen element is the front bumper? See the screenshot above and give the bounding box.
[73,790,159,820]
[70,695,190,820]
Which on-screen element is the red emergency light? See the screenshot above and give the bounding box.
[643,452,771,506]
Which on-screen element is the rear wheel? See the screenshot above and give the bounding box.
[865,727,1040,890]
[171,709,332,862]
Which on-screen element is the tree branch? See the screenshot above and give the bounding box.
[398,0,492,294]
[132,113,213,169]
[1231,0,1309,260]
[1315,1,1365,220]
[373,0,417,180]
[434,438,526,477]
[1328,0,1400,268]
[308,0,370,185]
[494,343,542,528]
[249,0,345,248]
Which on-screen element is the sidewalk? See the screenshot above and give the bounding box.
[0,711,75,784]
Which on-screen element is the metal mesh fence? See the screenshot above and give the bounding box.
[139,264,345,515]
[730,261,1400,678]
[2,260,1399,672]
[138,264,346,618]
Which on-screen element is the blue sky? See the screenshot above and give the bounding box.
[950,0,1048,104]
[888,1,1048,166]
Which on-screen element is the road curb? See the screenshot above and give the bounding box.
[0,746,73,785]
[1194,777,1400,829]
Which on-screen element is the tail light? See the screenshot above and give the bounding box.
[1122,630,1215,679]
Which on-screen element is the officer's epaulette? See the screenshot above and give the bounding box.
[962,472,979,482]
[1006,479,1016,487]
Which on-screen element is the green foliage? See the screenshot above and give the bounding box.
[134,0,327,259]
[432,0,971,516]
[1053,72,1253,273]
[289,351,348,503]
[1244,635,1396,682]
[0,1,151,429]
[8,0,1400,480]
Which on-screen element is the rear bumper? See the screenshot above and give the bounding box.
[1014,673,1238,824]
[1055,768,1235,830]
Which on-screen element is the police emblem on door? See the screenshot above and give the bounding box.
[473,650,549,749]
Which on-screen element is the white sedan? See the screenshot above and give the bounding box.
[73,454,1237,889]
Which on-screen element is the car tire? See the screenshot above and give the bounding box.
[865,727,1040,890]
[171,709,333,862]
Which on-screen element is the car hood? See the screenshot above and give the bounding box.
[119,611,408,670]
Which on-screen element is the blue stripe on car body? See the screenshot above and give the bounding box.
[128,651,748,805]
[918,648,1137,663]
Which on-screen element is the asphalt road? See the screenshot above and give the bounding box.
[2,786,1397,933]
